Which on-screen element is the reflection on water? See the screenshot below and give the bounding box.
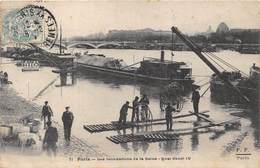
[191,121,200,151]
[159,140,183,155]
[250,108,260,149]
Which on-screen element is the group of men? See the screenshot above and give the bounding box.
[118,94,150,125]
[118,88,201,131]
[41,88,200,155]
[41,101,74,156]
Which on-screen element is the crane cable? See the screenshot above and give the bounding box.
[204,51,249,77]
[203,52,227,71]
[180,35,248,77]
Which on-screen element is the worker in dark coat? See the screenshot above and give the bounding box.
[191,88,200,114]
[43,121,58,157]
[118,101,132,125]
[165,103,175,131]
[41,101,53,129]
[62,106,74,142]
[131,96,139,122]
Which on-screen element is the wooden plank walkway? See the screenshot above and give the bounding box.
[107,133,180,144]
[83,123,133,133]
[83,111,210,133]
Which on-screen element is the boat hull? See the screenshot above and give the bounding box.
[77,62,194,87]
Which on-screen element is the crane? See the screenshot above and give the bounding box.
[171,26,250,103]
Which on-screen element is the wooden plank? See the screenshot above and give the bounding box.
[135,120,232,136]
[122,136,130,143]
[189,112,215,123]
[101,124,109,129]
[95,125,104,131]
[124,135,133,142]
[188,111,210,118]
[106,124,114,129]
[153,134,160,141]
[85,111,216,134]
[85,111,212,133]
[111,138,120,144]
[109,124,117,129]
[102,124,109,130]
[120,136,127,143]
[144,134,151,140]
[99,125,110,131]
[158,134,164,139]
[154,134,161,141]
[106,137,118,144]
[84,125,95,132]
[90,125,99,130]
[106,137,115,143]
[110,111,210,124]
[90,125,100,131]
[110,136,121,144]
[91,126,100,132]
[126,136,134,142]
[99,124,106,129]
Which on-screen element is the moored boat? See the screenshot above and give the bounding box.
[210,64,259,104]
[75,49,194,86]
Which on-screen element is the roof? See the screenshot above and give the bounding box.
[143,59,185,65]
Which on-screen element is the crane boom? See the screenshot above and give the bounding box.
[171,26,250,103]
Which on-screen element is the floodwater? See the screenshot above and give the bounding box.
[1,49,259,158]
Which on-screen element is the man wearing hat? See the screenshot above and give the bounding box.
[41,101,53,129]
[62,106,74,141]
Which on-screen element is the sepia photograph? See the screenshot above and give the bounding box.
[0,0,259,167]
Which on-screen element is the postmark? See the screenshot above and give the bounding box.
[2,5,58,49]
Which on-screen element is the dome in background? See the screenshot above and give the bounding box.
[216,22,229,33]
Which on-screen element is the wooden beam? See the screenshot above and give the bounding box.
[135,117,240,136]
[111,110,210,124]
[188,111,214,123]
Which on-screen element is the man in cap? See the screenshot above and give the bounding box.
[43,121,58,157]
[41,101,53,129]
[62,106,74,141]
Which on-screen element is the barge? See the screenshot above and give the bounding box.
[210,64,260,104]
[76,49,194,86]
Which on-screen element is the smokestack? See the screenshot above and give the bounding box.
[161,46,165,62]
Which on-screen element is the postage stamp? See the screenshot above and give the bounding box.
[2,5,58,49]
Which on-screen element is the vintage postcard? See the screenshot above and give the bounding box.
[0,0,259,168]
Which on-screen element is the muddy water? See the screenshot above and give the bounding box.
[1,50,259,157]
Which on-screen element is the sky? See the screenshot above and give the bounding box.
[1,0,260,38]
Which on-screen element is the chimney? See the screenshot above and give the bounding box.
[161,46,165,62]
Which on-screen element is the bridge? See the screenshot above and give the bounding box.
[58,40,260,52]
[65,41,124,49]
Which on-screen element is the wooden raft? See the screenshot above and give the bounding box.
[83,123,134,133]
[107,133,180,144]
[83,111,210,133]
[106,116,241,144]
